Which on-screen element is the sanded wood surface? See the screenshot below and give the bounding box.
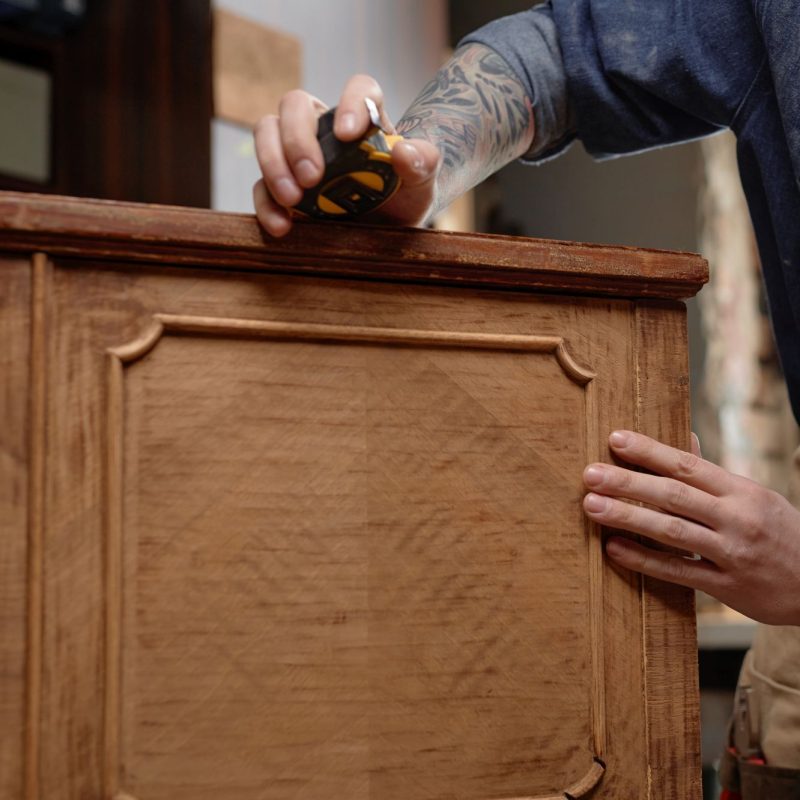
[0,258,31,800]
[636,302,703,800]
[0,192,704,799]
[0,191,707,299]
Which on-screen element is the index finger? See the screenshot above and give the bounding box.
[334,74,390,140]
[608,430,735,496]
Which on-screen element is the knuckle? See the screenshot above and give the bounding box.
[704,495,723,521]
[667,479,690,509]
[762,487,787,521]
[604,498,632,527]
[720,539,739,564]
[615,500,634,525]
[711,569,732,591]
[665,555,693,584]
[614,468,634,490]
[279,88,310,110]
[638,548,660,576]
[737,497,767,534]
[665,515,688,544]
[719,536,739,565]
[715,572,740,599]
[675,450,701,479]
[280,130,303,155]
[353,73,382,95]
[252,113,278,137]
[736,542,758,570]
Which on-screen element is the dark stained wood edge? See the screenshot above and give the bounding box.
[0,192,709,299]
[634,300,702,800]
[0,257,32,800]
[25,254,49,800]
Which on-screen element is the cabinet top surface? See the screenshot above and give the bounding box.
[0,191,708,299]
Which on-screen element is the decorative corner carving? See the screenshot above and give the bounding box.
[564,757,606,797]
[490,756,605,800]
[107,319,165,364]
[555,341,595,385]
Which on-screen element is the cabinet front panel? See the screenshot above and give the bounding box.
[34,263,662,800]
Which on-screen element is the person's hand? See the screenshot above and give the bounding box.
[252,75,441,237]
[582,430,800,625]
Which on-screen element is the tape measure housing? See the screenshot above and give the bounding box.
[293,108,401,220]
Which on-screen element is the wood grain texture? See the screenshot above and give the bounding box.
[635,301,702,800]
[103,313,605,800]
[24,254,49,800]
[0,191,709,299]
[0,257,32,800]
[0,194,703,799]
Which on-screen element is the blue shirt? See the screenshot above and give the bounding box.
[464,1,800,424]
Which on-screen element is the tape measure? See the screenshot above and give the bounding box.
[293,98,404,220]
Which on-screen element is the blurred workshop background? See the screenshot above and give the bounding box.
[1,1,797,796]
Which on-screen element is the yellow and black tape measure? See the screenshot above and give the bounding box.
[293,99,403,220]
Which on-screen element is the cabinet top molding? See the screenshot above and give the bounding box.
[0,191,708,299]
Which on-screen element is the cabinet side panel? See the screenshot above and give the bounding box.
[635,300,702,800]
[0,257,32,800]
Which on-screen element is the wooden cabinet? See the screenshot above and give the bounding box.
[0,191,707,800]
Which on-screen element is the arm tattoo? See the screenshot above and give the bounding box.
[397,43,535,215]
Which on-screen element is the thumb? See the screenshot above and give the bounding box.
[372,138,441,226]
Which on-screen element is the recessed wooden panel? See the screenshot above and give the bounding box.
[108,320,603,800]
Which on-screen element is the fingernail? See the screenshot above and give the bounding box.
[295,158,319,186]
[397,140,425,172]
[606,538,627,558]
[583,465,607,487]
[268,215,291,238]
[275,177,301,205]
[584,493,609,513]
[338,112,357,135]
[610,431,631,448]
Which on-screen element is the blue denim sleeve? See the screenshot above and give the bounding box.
[551,0,765,158]
[463,0,765,161]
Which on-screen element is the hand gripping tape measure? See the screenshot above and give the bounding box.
[293,98,404,220]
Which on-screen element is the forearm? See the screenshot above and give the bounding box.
[396,43,535,218]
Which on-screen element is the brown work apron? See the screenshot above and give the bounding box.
[718,447,800,798]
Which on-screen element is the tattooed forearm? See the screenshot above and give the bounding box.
[397,43,534,217]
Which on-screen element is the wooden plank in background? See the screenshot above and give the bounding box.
[635,299,702,800]
[213,9,302,128]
